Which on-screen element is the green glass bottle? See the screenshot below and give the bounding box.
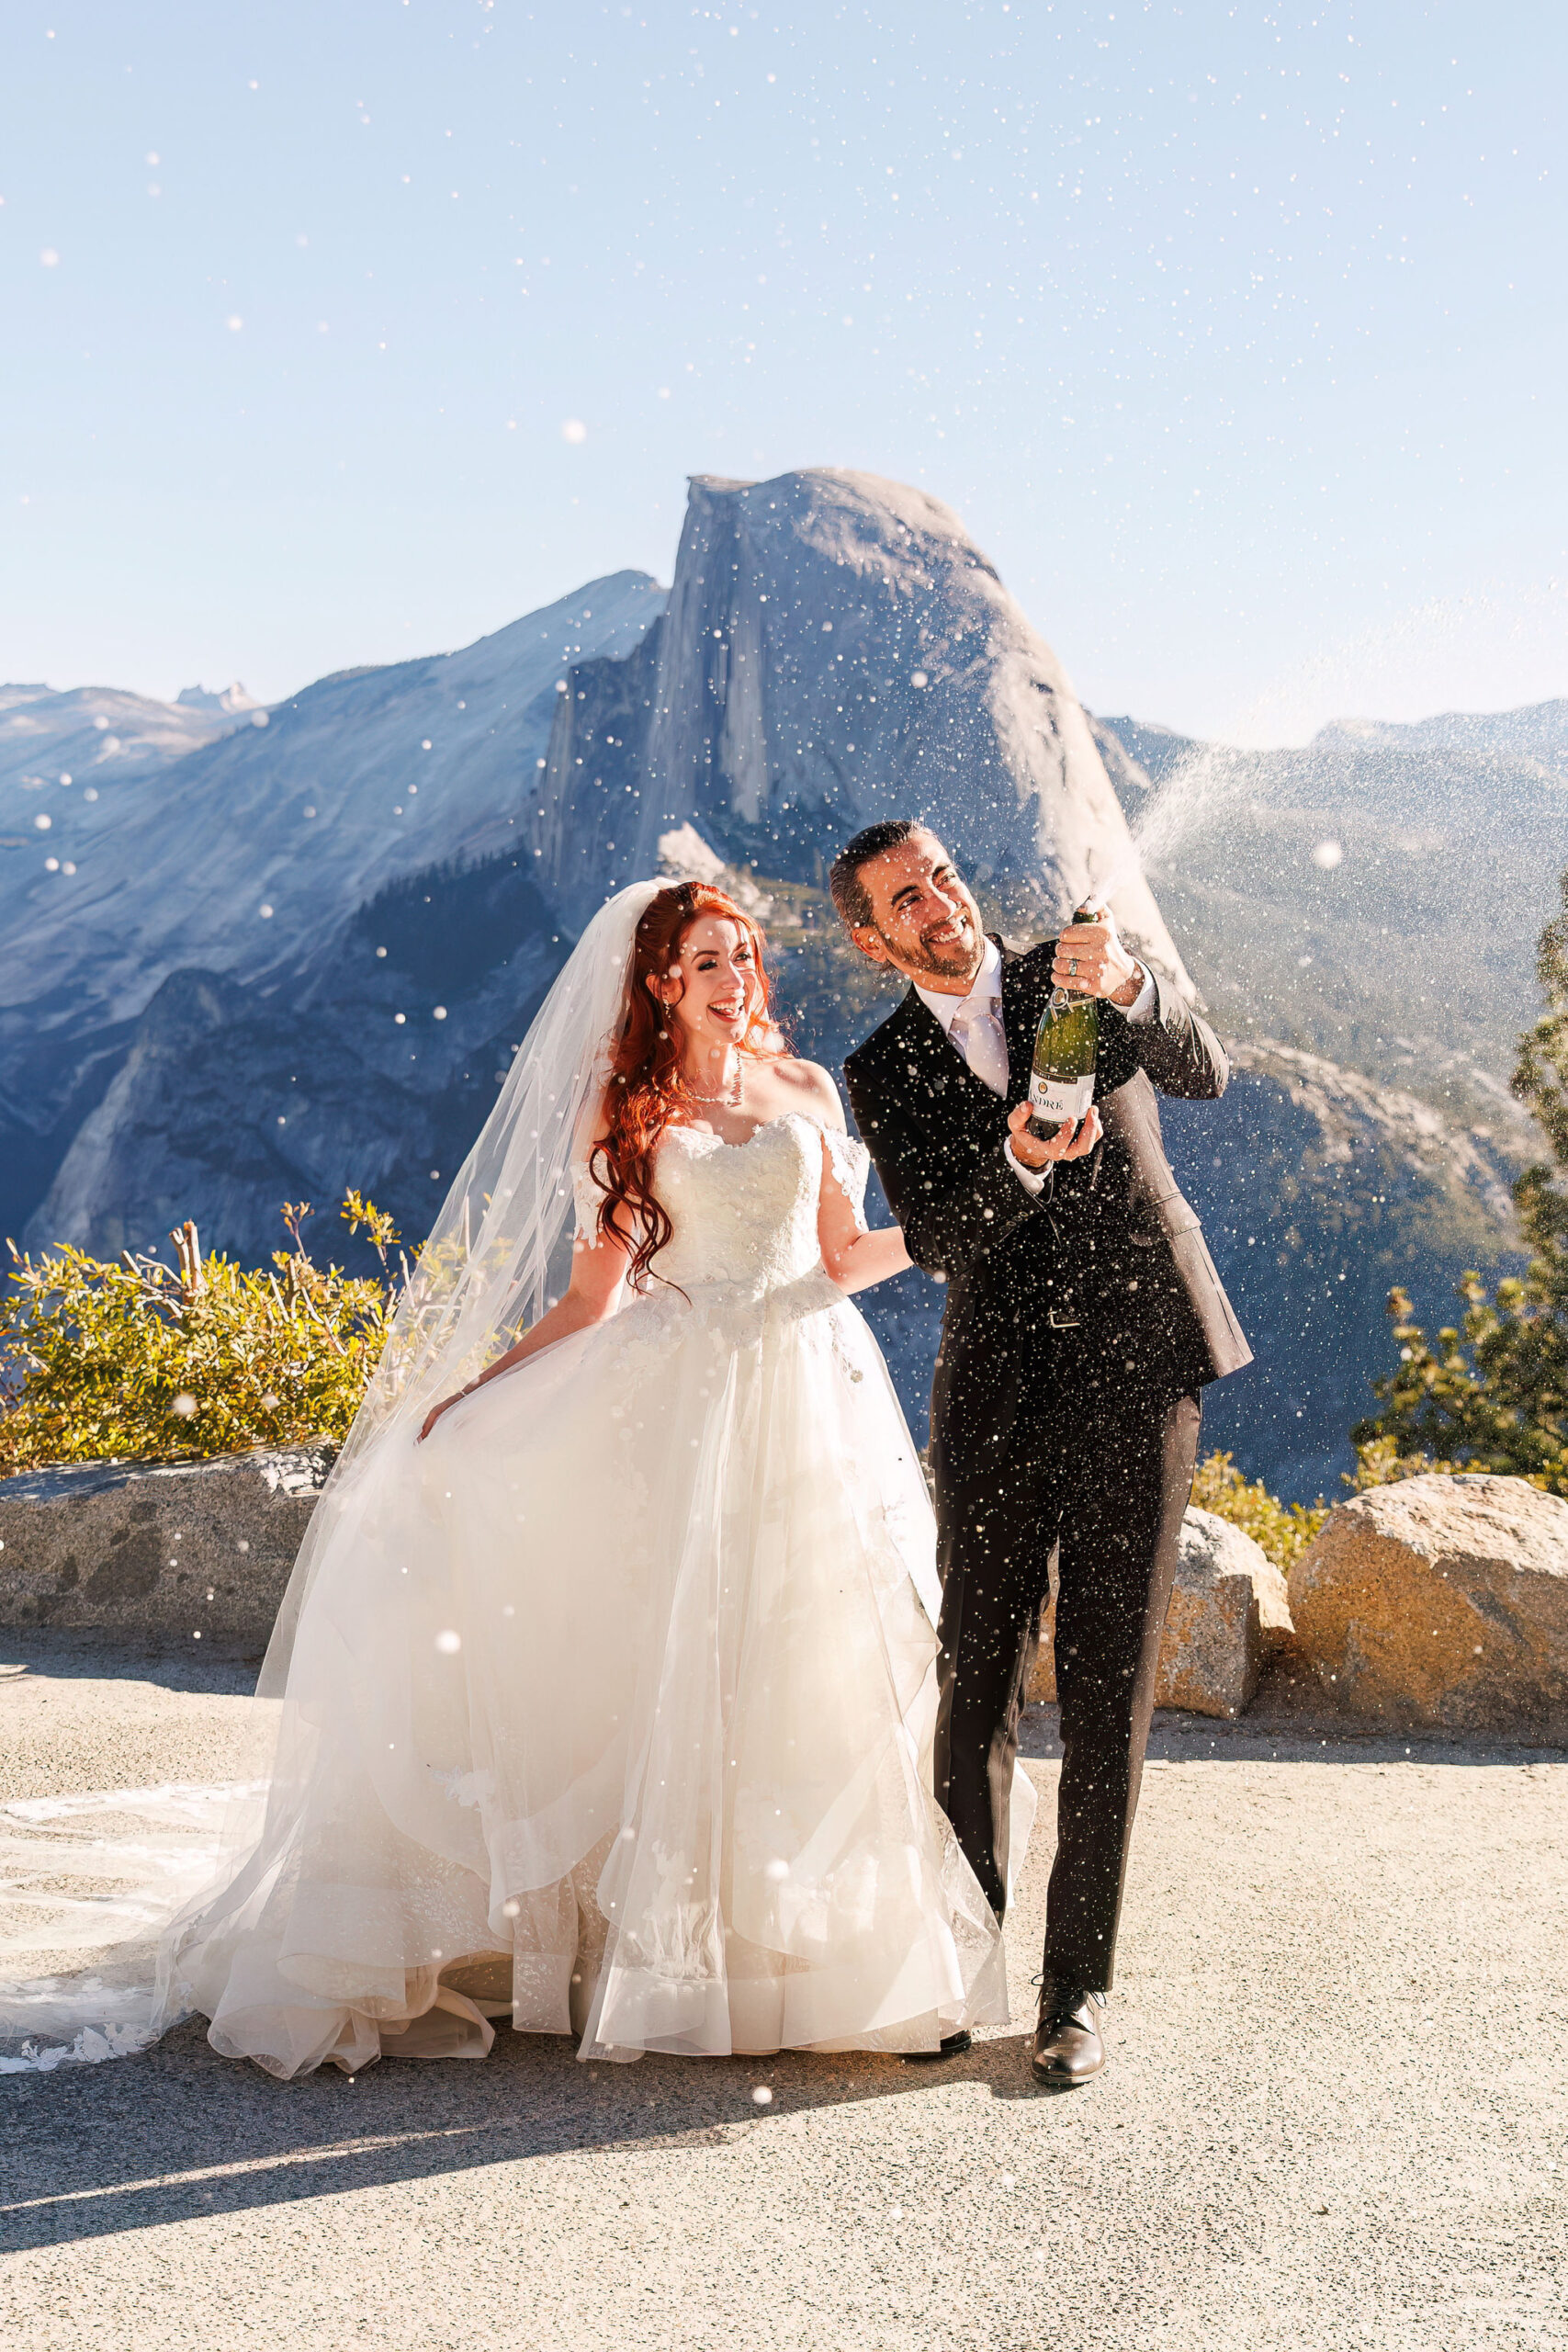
[1027,903,1100,1139]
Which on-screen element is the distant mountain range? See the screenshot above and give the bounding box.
[2,468,1555,1500]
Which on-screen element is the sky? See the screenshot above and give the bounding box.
[2,0,1563,742]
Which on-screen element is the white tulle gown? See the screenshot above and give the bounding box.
[153,1112,1020,2076]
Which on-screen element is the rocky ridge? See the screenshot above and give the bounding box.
[1093,711,1562,1142]
[0,574,665,1244]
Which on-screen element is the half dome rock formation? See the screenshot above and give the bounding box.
[531,469,1188,989]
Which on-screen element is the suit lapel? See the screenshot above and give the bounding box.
[999,940,1046,1098]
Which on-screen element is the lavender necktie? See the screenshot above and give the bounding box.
[948,992,1009,1096]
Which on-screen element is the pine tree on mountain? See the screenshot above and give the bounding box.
[1355,869,1568,1493]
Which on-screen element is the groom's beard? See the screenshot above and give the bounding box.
[874,907,984,985]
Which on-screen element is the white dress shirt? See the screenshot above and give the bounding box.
[916,935,1156,1194]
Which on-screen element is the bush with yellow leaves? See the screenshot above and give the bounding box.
[1188,1451,1329,1574]
[0,1196,401,1476]
[1189,1437,1468,1574]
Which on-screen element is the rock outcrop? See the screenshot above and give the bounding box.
[1288,1475,1568,1738]
[0,1446,334,1650]
[1028,1507,1293,1719]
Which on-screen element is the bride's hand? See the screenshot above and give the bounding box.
[417,1393,466,1443]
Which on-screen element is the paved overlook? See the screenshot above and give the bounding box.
[1,1638,1563,2352]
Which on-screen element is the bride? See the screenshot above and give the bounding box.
[18,877,1018,2079]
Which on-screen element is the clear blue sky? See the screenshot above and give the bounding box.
[3,0,1562,741]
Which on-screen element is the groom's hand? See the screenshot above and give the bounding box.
[1007,1100,1102,1170]
[1054,903,1145,1008]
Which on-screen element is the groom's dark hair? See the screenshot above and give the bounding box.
[829,819,923,929]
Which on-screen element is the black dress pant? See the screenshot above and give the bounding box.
[931,1358,1201,1991]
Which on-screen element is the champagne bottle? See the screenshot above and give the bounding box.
[1027,903,1100,1140]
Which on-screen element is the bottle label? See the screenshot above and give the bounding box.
[1029,1070,1095,1123]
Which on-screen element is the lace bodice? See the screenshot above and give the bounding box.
[575,1111,868,1295]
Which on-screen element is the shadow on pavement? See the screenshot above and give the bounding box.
[1018,1689,1568,1770]
[5,1649,1562,2255]
[1,2014,1059,2250]
[0,1631,259,1695]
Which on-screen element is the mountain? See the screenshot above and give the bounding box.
[1153,1040,1522,1498]
[531,470,1184,983]
[32,855,567,1270]
[0,679,240,802]
[5,468,1555,1499]
[17,466,1167,1243]
[174,682,264,716]
[0,573,665,1241]
[1314,700,1568,765]
[0,679,266,1223]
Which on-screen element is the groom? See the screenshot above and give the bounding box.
[835,822,1250,2086]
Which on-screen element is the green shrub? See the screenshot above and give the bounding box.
[1352,1274,1566,1497]
[1354,868,1568,1497]
[0,1196,400,1476]
[1188,1450,1329,1573]
[1339,1432,1460,1492]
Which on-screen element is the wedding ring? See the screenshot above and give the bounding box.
[1068,957,1078,978]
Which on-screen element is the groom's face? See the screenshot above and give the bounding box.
[849,831,986,991]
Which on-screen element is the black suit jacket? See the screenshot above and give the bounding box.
[844,940,1251,1464]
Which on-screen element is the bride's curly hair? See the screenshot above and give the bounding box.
[589,880,783,1289]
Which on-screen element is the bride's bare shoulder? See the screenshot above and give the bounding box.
[764,1056,848,1132]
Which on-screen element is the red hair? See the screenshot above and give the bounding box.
[589,881,781,1289]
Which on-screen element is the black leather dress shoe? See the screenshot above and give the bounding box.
[1031,1983,1106,2087]
[902,2030,973,2064]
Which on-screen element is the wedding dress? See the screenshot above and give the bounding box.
[160,1112,1012,2075]
[0,886,1025,2078]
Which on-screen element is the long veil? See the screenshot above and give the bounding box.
[248,877,665,1705]
[0,881,665,2069]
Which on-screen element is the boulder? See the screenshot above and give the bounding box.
[1027,1507,1294,1719]
[1289,1474,1568,1738]
[0,1445,334,1649]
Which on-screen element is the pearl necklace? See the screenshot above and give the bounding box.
[683,1056,744,1109]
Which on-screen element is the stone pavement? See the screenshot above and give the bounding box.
[2,1637,1564,2352]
